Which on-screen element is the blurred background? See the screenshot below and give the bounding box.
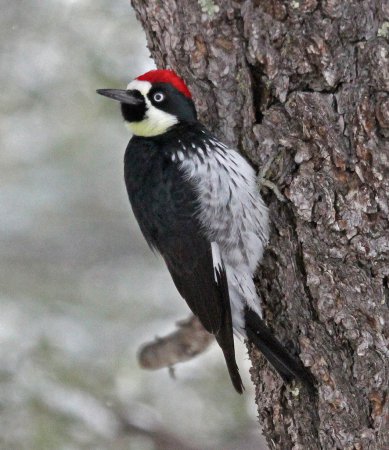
[0,0,267,448]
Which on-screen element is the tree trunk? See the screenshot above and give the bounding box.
[130,1,389,448]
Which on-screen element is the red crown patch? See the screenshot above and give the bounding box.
[136,69,192,99]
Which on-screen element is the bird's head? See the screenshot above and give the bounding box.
[97,69,196,137]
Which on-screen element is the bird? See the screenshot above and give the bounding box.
[97,69,312,393]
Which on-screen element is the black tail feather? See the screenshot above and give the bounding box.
[245,308,315,389]
[218,343,245,394]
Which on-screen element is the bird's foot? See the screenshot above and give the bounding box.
[257,154,286,202]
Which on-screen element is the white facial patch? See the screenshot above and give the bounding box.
[124,79,178,137]
[126,79,152,96]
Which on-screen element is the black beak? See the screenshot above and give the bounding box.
[96,89,144,105]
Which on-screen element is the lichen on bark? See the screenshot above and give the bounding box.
[131,0,389,448]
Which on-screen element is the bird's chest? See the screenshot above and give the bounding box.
[124,145,171,239]
[128,160,175,214]
[124,141,199,247]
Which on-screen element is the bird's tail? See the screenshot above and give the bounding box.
[244,308,314,389]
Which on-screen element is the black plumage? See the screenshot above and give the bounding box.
[98,70,315,393]
[245,308,315,390]
[124,124,243,392]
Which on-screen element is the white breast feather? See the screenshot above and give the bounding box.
[180,143,269,334]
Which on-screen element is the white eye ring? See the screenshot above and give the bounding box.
[153,92,164,102]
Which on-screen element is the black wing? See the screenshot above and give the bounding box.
[163,240,243,393]
[124,141,243,392]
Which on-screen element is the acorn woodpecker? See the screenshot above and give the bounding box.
[97,70,311,393]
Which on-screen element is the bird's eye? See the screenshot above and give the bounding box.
[153,92,165,102]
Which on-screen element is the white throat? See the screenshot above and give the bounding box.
[125,79,178,137]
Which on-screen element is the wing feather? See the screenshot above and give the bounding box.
[125,148,242,391]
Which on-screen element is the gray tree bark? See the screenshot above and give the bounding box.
[131,1,389,448]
